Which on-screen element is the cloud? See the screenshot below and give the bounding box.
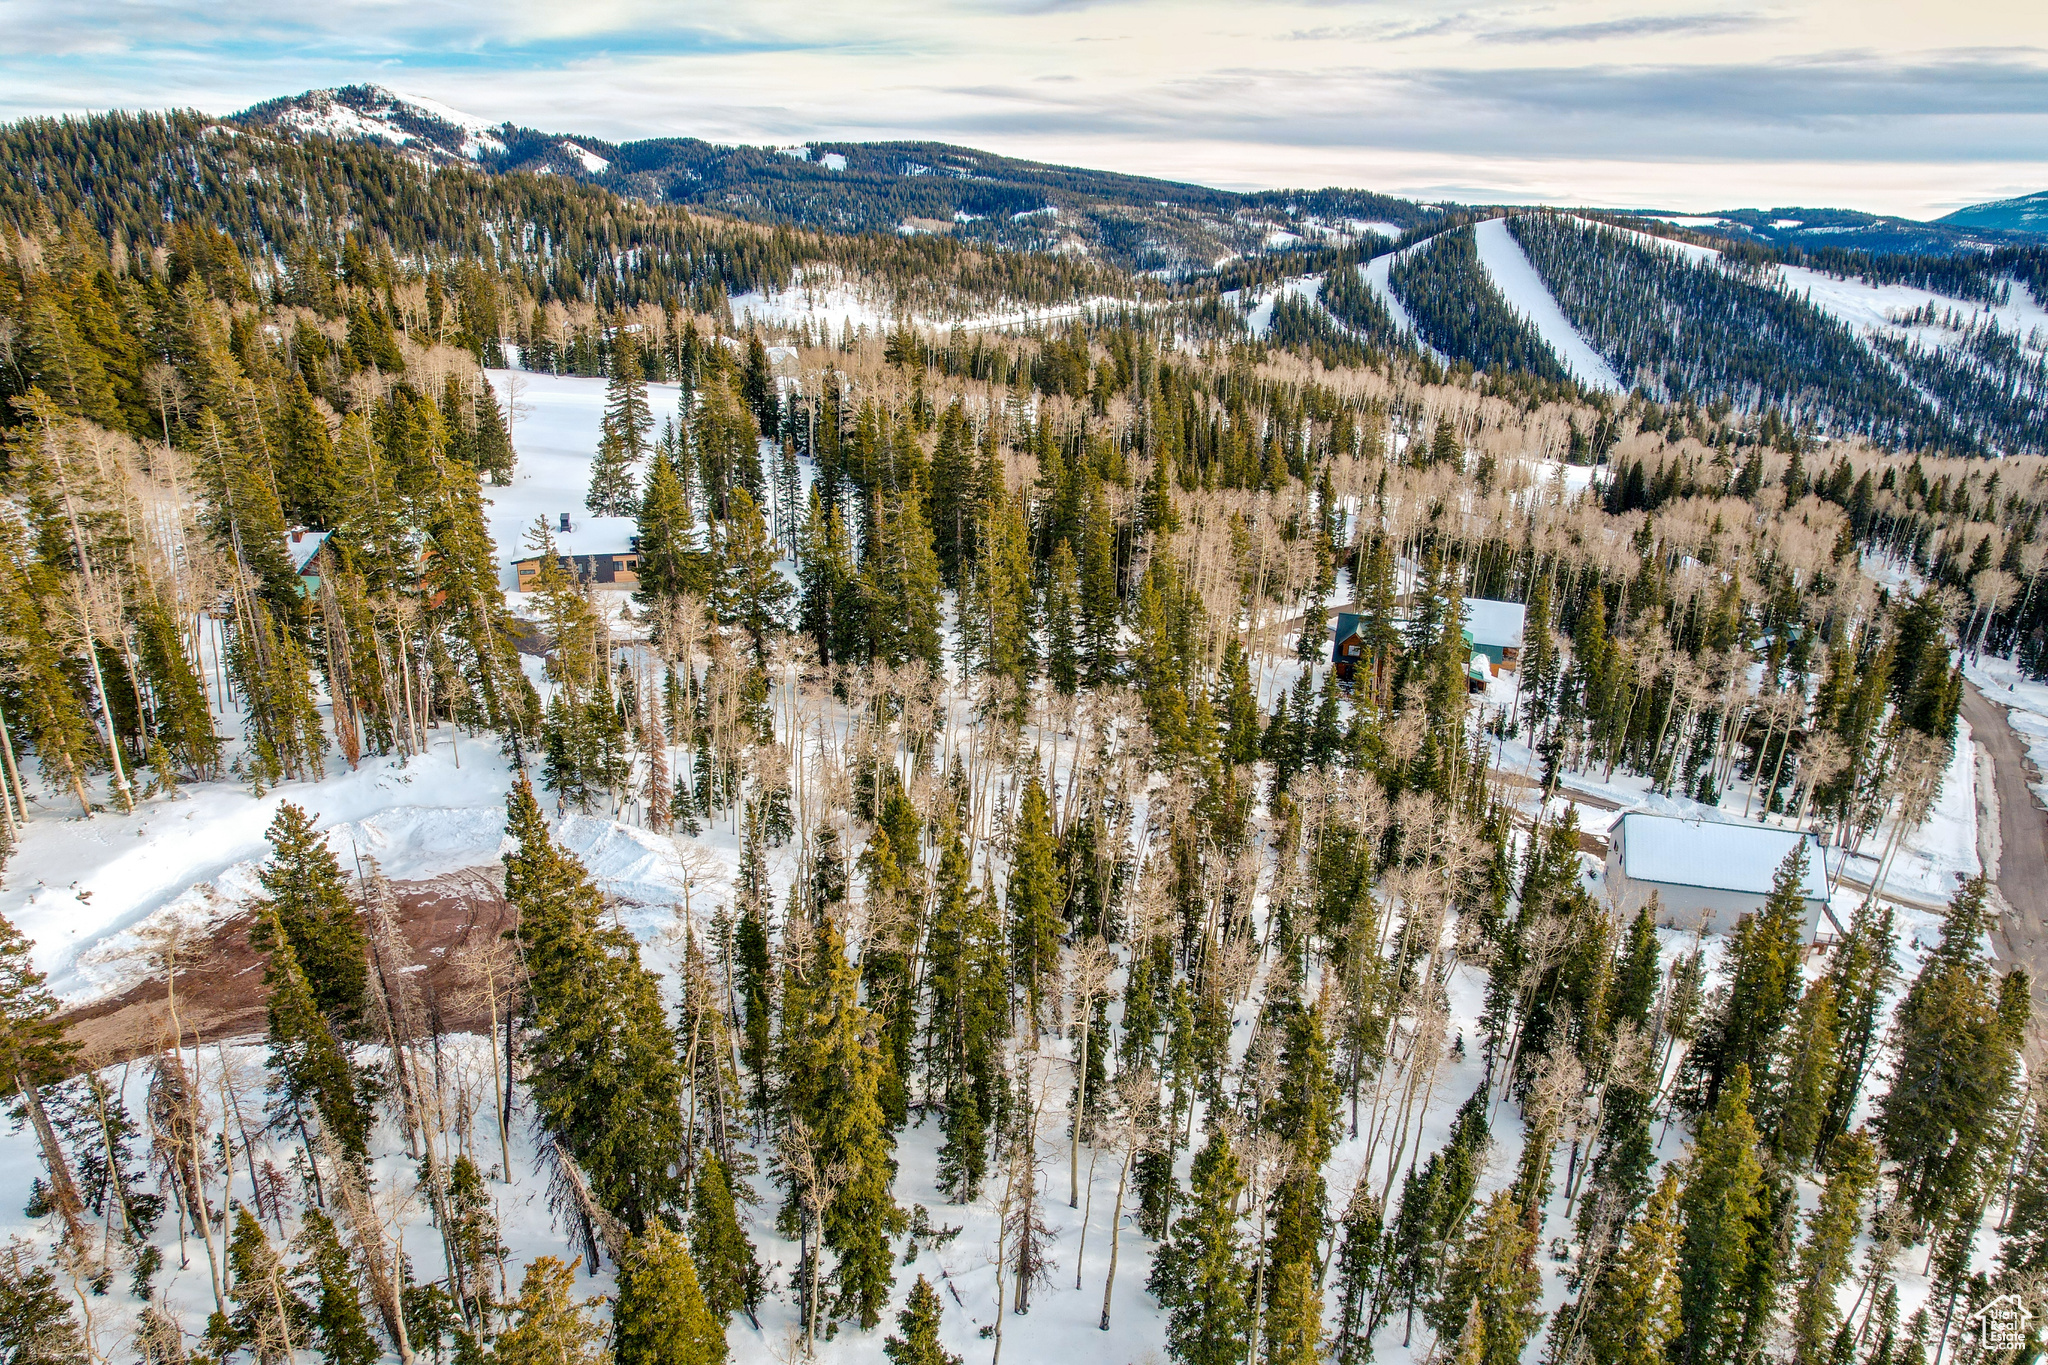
[0,0,2042,218]
[1477,13,1771,44]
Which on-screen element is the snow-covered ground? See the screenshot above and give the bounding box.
[1778,266,2048,349]
[1571,216,1724,265]
[728,276,1137,337]
[1471,218,1623,393]
[483,368,661,578]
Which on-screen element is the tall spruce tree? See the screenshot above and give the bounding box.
[689,1155,762,1330]
[290,1210,379,1365]
[1430,1191,1543,1365]
[505,778,686,1235]
[1674,1066,1766,1365]
[1875,875,2029,1227]
[1682,842,1811,1113]
[1574,1166,1683,1365]
[248,802,369,1035]
[261,911,372,1165]
[1787,1130,1877,1365]
[1008,773,1064,1036]
[1148,1125,1248,1365]
[614,1223,726,1365]
[589,340,651,515]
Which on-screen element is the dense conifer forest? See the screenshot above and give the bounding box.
[1387,228,1568,383]
[3,98,2048,1365]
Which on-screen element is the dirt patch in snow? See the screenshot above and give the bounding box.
[56,868,516,1065]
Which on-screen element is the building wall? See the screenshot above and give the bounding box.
[1605,854,1827,940]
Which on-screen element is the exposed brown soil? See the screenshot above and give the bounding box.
[58,868,517,1064]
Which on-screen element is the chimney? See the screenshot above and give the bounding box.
[560,512,571,533]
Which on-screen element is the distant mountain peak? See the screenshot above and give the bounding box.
[237,85,508,164]
[1939,190,2048,236]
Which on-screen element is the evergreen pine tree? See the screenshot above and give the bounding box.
[1328,1179,1383,1365]
[1045,541,1080,695]
[224,1206,307,1364]
[1787,1131,1877,1365]
[1674,1066,1766,1365]
[589,340,651,515]
[1008,773,1064,1035]
[248,802,369,1035]
[711,489,791,660]
[0,909,87,1246]
[884,1275,961,1365]
[1770,976,1841,1171]
[0,1242,86,1365]
[1217,638,1262,767]
[615,1223,726,1365]
[1429,1191,1542,1365]
[261,910,372,1164]
[506,778,686,1234]
[1148,1125,1248,1365]
[1874,874,2028,1227]
[928,402,976,587]
[1077,480,1120,685]
[690,1155,763,1330]
[1682,841,1811,1113]
[1575,1166,1684,1365]
[636,441,707,608]
[494,1257,608,1365]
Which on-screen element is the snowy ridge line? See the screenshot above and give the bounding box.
[1566,214,1723,264]
[1470,217,1623,393]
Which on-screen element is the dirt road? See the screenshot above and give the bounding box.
[1960,681,2048,1031]
[58,868,517,1063]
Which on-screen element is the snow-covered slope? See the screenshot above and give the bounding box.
[1361,250,1447,363]
[1471,218,1623,392]
[1237,274,1324,338]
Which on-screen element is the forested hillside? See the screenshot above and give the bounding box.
[235,86,1433,274]
[1507,215,1981,449]
[5,93,2048,1365]
[1388,227,1567,382]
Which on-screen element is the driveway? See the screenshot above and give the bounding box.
[1960,681,2048,1042]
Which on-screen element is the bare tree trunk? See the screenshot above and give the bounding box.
[20,1074,92,1249]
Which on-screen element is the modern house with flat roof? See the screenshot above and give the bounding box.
[1605,811,1832,939]
[511,550,643,592]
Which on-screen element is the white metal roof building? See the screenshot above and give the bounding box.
[1604,811,1831,939]
[1462,598,1527,671]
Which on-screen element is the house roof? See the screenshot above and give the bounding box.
[1462,598,1526,649]
[1617,812,1830,900]
[286,529,329,574]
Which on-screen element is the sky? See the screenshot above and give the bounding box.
[4,0,2044,217]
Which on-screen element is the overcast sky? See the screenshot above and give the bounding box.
[5,0,2043,217]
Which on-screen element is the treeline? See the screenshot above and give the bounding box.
[1315,265,1409,353]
